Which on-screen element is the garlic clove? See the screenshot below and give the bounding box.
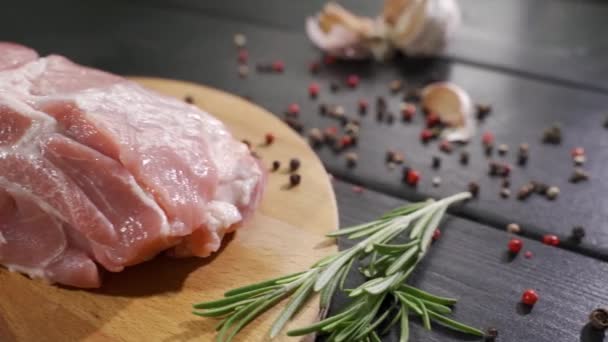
[422,82,475,142]
[386,0,429,52]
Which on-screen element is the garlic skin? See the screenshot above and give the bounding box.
[421,82,475,142]
[306,0,460,59]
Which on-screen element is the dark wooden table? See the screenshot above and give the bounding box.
[2,0,607,341]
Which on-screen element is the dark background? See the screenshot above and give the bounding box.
[2,0,608,341]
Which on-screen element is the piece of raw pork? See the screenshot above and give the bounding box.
[0,43,264,288]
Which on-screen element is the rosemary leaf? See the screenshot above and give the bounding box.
[223,271,304,297]
[354,306,391,340]
[287,302,363,336]
[385,246,418,275]
[269,272,317,338]
[398,285,458,305]
[380,201,430,219]
[370,331,382,342]
[420,205,447,254]
[193,297,258,317]
[339,257,354,290]
[320,267,343,310]
[400,306,409,342]
[363,272,403,295]
[417,298,432,331]
[326,221,379,237]
[373,240,419,254]
[193,286,279,309]
[409,209,435,240]
[315,247,361,291]
[420,299,452,315]
[428,311,485,336]
[396,292,423,316]
[381,305,403,335]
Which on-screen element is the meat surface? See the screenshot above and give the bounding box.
[0,43,265,288]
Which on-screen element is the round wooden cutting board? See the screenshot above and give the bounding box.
[0,77,339,342]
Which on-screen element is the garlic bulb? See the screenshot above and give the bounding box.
[421,82,475,142]
[306,0,460,59]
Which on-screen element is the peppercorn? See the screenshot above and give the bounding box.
[386,112,395,125]
[500,188,511,198]
[309,61,320,74]
[289,158,301,172]
[345,123,359,136]
[271,160,281,171]
[439,140,453,154]
[524,251,533,259]
[571,147,585,157]
[287,103,300,116]
[420,129,434,143]
[346,74,360,88]
[358,99,368,114]
[482,131,495,146]
[521,289,539,306]
[308,128,323,146]
[271,60,284,73]
[542,123,562,144]
[233,33,247,47]
[330,81,340,92]
[517,184,534,200]
[376,96,387,112]
[389,79,403,93]
[507,223,521,234]
[345,152,358,167]
[589,308,608,330]
[546,186,560,200]
[401,102,416,121]
[432,229,441,241]
[460,151,469,165]
[237,49,248,63]
[518,144,529,166]
[319,103,328,116]
[283,117,303,133]
[508,238,523,254]
[485,327,499,341]
[432,156,441,169]
[323,126,338,143]
[339,135,353,148]
[488,161,500,176]
[308,82,320,98]
[184,95,194,104]
[543,234,560,246]
[432,176,441,187]
[264,133,275,145]
[468,182,479,197]
[573,155,586,165]
[476,104,492,121]
[484,144,494,157]
[502,179,510,189]
[404,169,420,186]
[498,144,509,156]
[426,112,440,128]
[570,168,589,183]
[571,226,586,242]
[289,173,301,187]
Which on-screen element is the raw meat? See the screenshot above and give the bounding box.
[0,43,265,288]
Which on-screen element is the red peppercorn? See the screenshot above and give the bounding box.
[482,131,495,146]
[521,289,539,306]
[358,99,368,112]
[237,49,248,63]
[309,61,320,73]
[571,147,585,157]
[542,234,560,246]
[420,129,434,142]
[524,251,533,259]
[271,60,284,72]
[308,82,320,97]
[402,104,416,121]
[508,238,523,254]
[264,133,275,145]
[287,103,300,115]
[405,169,420,186]
[432,229,441,241]
[323,55,336,65]
[426,112,440,127]
[439,140,453,153]
[352,186,363,194]
[340,135,353,148]
[346,74,360,88]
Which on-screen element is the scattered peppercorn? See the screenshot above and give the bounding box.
[507,223,521,234]
[339,135,353,148]
[308,128,323,146]
[468,182,480,197]
[233,33,247,47]
[404,169,421,186]
[309,61,320,74]
[570,168,589,183]
[501,179,510,189]
[439,140,453,154]
[401,102,416,121]
[430,176,441,187]
[508,238,523,254]
[319,104,328,116]
[517,184,534,200]
[323,126,337,143]
[308,82,320,98]
[271,160,280,172]
[345,152,358,167]
[432,229,441,241]
[389,79,403,93]
[289,173,301,187]
[346,74,360,88]
[571,147,585,157]
[238,65,249,78]
[283,117,303,133]
[352,186,363,194]
[542,234,560,246]
[460,151,469,165]
[521,289,539,306]
[426,112,440,128]
[476,104,492,121]
[358,99,368,114]
[546,186,560,200]
[386,112,395,125]
[289,158,301,172]
[420,129,434,143]
[482,131,495,146]
[264,133,275,145]
[376,96,387,112]
[500,188,511,199]
[485,327,499,341]
[589,308,608,330]
[571,226,586,242]
[271,60,284,73]
[484,144,494,157]
[184,95,194,104]
[237,49,248,63]
[542,123,562,144]
[432,156,441,169]
[573,155,586,166]
[330,81,340,92]
[287,103,300,116]
[524,251,533,259]
[517,143,529,166]
[498,144,509,156]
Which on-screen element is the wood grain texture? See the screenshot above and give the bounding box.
[0,78,339,342]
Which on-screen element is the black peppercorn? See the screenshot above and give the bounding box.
[386,112,395,124]
[289,174,301,187]
[569,168,589,183]
[485,144,494,157]
[389,79,403,93]
[319,104,328,116]
[283,118,303,133]
[571,226,586,241]
[502,179,510,188]
[289,158,301,172]
[432,156,441,169]
[468,182,479,198]
[184,95,195,104]
[485,327,498,341]
[476,104,492,121]
[330,81,340,92]
[271,160,280,172]
[542,123,562,144]
[376,96,387,112]
[460,151,469,165]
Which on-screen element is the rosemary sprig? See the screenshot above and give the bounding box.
[193,192,484,341]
